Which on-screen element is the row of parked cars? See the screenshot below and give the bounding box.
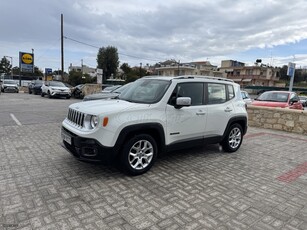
[2,78,307,109]
[28,80,71,99]
[27,80,129,100]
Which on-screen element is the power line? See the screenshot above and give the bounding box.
[64,36,99,49]
[64,36,162,62]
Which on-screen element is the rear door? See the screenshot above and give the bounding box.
[204,83,236,137]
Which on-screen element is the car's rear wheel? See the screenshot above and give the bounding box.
[120,134,157,176]
[221,123,243,152]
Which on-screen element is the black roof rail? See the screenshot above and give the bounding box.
[175,75,234,82]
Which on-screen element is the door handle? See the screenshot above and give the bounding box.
[224,107,232,112]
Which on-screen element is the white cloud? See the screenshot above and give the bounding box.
[1,0,307,70]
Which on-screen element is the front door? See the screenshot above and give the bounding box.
[165,82,207,145]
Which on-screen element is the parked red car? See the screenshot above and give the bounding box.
[251,91,304,110]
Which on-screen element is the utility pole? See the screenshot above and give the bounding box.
[32,49,34,79]
[61,14,64,80]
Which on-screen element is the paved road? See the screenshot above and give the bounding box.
[1,93,307,230]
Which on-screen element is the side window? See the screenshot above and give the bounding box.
[168,83,204,106]
[291,93,299,102]
[208,83,227,104]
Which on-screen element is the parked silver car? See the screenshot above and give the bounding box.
[299,96,307,107]
[241,90,252,104]
[0,79,19,93]
[41,81,71,99]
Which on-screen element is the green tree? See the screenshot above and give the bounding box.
[279,65,289,81]
[97,46,119,83]
[0,57,12,75]
[120,63,131,74]
[68,70,95,86]
[68,70,83,86]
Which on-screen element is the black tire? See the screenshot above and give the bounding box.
[41,92,44,97]
[221,123,243,152]
[48,91,52,98]
[120,134,157,176]
[66,96,71,99]
[29,89,32,94]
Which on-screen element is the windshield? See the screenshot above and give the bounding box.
[119,79,170,103]
[113,83,132,94]
[257,91,289,102]
[4,80,16,84]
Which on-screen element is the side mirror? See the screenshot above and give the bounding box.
[290,98,299,105]
[175,97,191,109]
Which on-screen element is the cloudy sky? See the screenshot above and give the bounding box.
[1,0,307,72]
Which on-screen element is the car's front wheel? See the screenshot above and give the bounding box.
[221,123,243,152]
[120,134,157,176]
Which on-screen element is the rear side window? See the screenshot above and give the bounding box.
[207,83,235,104]
[208,83,227,104]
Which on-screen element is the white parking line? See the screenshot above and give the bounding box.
[10,113,22,126]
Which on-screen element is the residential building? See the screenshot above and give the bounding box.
[154,60,224,77]
[68,64,97,78]
[220,60,280,87]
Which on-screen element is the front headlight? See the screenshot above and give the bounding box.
[90,115,98,129]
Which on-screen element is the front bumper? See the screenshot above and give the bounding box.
[52,91,71,97]
[61,126,116,164]
[3,87,18,93]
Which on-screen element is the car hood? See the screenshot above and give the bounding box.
[69,99,149,115]
[252,100,288,107]
[50,86,69,90]
[83,92,119,101]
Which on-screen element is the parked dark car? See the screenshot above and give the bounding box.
[83,83,132,101]
[28,80,43,95]
[71,84,85,99]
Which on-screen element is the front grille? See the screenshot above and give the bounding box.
[67,108,85,127]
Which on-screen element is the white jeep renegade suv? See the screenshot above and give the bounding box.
[61,76,248,175]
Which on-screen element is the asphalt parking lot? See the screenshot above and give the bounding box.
[0,93,307,230]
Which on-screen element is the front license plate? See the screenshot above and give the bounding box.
[61,130,72,145]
